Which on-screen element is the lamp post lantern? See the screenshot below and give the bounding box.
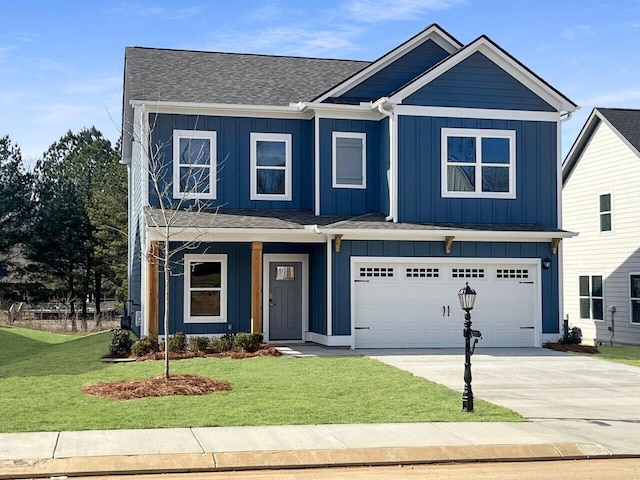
[457,282,479,412]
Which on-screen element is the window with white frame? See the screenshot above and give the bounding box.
[184,254,227,323]
[172,130,217,199]
[630,274,640,324]
[441,128,516,198]
[332,132,366,188]
[250,133,292,201]
[579,275,603,321]
[600,193,612,232]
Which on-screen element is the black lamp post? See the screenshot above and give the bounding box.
[457,282,478,412]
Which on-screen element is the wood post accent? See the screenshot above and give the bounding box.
[251,242,263,334]
[147,241,159,336]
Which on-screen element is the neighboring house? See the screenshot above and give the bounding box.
[122,24,577,349]
[562,108,640,346]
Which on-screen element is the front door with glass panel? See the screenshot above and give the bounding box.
[268,262,303,340]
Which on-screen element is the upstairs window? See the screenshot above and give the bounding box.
[332,132,366,189]
[172,130,217,200]
[579,275,603,321]
[600,193,612,232]
[441,128,516,199]
[250,133,292,201]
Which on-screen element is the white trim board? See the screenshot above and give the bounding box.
[262,254,309,343]
[395,105,560,122]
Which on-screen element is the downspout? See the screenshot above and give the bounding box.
[376,99,396,222]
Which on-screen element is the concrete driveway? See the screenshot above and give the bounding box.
[362,347,640,454]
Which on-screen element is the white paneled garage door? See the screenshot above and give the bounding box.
[352,258,540,348]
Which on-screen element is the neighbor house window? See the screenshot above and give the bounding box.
[250,132,292,201]
[184,254,227,323]
[332,132,366,188]
[172,130,217,199]
[630,274,640,324]
[579,275,603,321]
[441,128,516,199]
[600,193,612,232]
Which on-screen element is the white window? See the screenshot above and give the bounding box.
[172,130,217,200]
[579,275,603,321]
[630,274,640,324]
[441,128,516,199]
[250,133,292,201]
[600,193,612,232]
[184,254,227,323]
[332,132,366,189]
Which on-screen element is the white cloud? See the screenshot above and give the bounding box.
[579,88,640,106]
[562,24,595,40]
[65,75,122,95]
[111,3,203,20]
[199,24,364,57]
[343,0,465,22]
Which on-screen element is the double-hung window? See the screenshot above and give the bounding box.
[600,193,612,232]
[630,274,640,324]
[441,128,516,198]
[332,132,366,188]
[172,130,217,200]
[579,275,604,321]
[184,254,227,323]
[250,133,292,201]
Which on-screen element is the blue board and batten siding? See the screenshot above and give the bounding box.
[332,39,451,103]
[331,240,560,336]
[319,118,381,215]
[149,114,314,211]
[404,52,555,111]
[156,242,327,336]
[398,116,557,225]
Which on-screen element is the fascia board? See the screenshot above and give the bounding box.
[389,37,577,114]
[561,108,600,184]
[130,100,312,119]
[313,26,461,103]
[395,105,560,122]
[146,227,324,243]
[318,228,577,242]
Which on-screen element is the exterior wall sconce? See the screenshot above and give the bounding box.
[542,258,552,270]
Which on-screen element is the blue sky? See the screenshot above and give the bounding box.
[1,0,639,164]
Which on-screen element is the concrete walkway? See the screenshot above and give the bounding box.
[1,346,638,478]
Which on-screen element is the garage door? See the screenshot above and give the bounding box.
[353,260,538,348]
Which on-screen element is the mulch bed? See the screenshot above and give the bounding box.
[543,342,600,354]
[83,374,232,400]
[135,346,283,361]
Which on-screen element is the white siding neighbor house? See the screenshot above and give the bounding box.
[563,108,640,345]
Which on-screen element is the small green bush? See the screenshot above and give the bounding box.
[560,326,583,345]
[234,332,263,353]
[168,332,187,352]
[109,328,133,357]
[220,333,236,352]
[188,336,210,352]
[131,335,159,357]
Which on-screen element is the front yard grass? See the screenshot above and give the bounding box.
[594,346,640,367]
[0,327,522,432]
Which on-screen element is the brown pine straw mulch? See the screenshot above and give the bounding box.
[543,342,599,354]
[136,346,282,361]
[83,374,232,400]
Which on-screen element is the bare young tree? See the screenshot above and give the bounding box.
[133,111,222,379]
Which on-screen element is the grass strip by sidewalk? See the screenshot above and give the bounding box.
[0,327,522,432]
[594,346,640,367]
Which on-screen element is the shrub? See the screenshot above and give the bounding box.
[189,336,210,352]
[234,332,263,353]
[168,332,187,352]
[220,333,236,352]
[560,326,582,345]
[109,328,133,358]
[131,335,159,357]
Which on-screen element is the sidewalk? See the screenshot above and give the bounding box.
[0,422,613,479]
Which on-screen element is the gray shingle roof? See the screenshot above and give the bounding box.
[145,208,569,234]
[125,47,370,106]
[597,108,640,154]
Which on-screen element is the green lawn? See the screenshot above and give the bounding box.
[0,327,522,432]
[595,346,640,367]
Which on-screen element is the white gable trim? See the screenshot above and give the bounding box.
[313,25,461,103]
[388,37,577,114]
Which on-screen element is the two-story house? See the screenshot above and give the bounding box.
[122,24,577,349]
[563,108,640,346]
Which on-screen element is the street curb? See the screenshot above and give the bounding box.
[0,443,613,479]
